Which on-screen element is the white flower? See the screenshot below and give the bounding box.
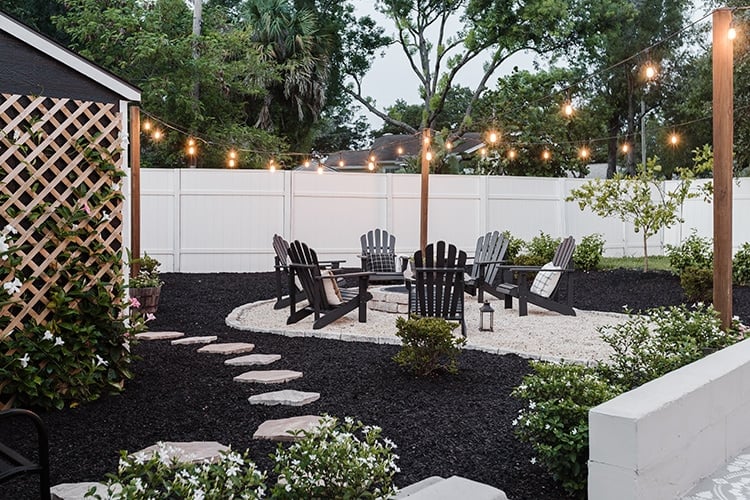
[512,419,518,427]
[3,278,22,295]
[54,336,65,347]
[19,353,30,368]
[95,355,108,367]
[3,224,17,235]
[528,401,536,410]
[133,477,144,493]
[193,489,205,500]
[530,457,537,465]
[0,235,9,259]
[101,211,110,222]
[112,182,121,192]
[544,424,551,430]
[572,428,578,435]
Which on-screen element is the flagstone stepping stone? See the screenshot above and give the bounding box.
[51,482,121,500]
[197,342,254,354]
[253,415,324,441]
[234,370,302,384]
[131,441,229,464]
[135,331,185,341]
[248,390,320,406]
[225,354,281,366]
[171,335,217,345]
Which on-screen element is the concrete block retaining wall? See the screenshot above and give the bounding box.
[588,338,750,499]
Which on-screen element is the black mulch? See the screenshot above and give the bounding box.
[4,270,750,499]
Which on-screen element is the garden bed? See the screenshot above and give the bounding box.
[4,270,749,499]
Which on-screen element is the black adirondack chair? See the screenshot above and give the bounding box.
[464,231,509,303]
[0,409,50,500]
[359,228,405,284]
[407,241,467,336]
[287,240,373,329]
[494,236,576,317]
[272,234,344,310]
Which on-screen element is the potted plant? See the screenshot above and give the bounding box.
[128,253,163,314]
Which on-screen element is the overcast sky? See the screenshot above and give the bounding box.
[350,0,541,127]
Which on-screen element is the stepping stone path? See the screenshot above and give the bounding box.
[171,335,217,345]
[248,390,320,406]
[197,342,255,354]
[225,353,281,366]
[51,482,121,500]
[131,441,229,464]
[234,370,302,384]
[135,331,185,341]
[252,415,324,441]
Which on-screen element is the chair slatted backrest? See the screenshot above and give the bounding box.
[360,228,397,272]
[287,240,328,309]
[414,241,466,320]
[469,231,508,285]
[273,234,290,266]
[552,236,576,269]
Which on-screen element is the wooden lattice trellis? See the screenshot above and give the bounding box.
[1,93,125,336]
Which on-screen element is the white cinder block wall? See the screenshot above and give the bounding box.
[588,338,750,500]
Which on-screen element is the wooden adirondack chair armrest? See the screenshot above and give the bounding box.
[315,271,373,281]
[319,259,345,269]
[289,262,317,270]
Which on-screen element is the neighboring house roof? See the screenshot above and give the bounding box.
[0,10,140,102]
[328,132,486,172]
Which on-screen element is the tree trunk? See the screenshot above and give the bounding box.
[643,231,649,272]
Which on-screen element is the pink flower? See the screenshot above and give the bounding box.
[146,313,156,322]
[130,296,141,308]
[82,200,91,215]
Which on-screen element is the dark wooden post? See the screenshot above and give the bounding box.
[420,128,431,254]
[713,8,733,330]
[129,105,141,276]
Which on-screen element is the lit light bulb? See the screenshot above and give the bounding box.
[508,149,516,160]
[729,26,737,40]
[489,131,498,144]
[229,150,237,159]
[542,150,551,161]
[579,147,589,159]
[369,154,376,162]
[645,64,656,80]
[228,159,236,168]
[564,103,574,117]
[152,129,162,140]
[188,146,196,155]
[423,135,430,145]
[317,166,323,174]
[481,148,487,157]
[621,143,630,154]
[670,133,679,146]
[368,161,375,171]
[304,160,310,168]
[270,164,276,172]
[397,146,404,155]
[188,138,195,146]
[143,121,152,132]
[425,151,433,161]
[338,159,344,167]
[445,141,453,151]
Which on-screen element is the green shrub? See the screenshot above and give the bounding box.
[664,231,713,274]
[733,242,750,286]
[512,254,547,268]
[272,416,399,499]
[501,230,525,263]
[524,231,561,262]
[100,445,267,498]
[512,363,622,497]
[393,315,466,376]
[680,265,713,304]
[573,233,605,271]
[513,305,748,495]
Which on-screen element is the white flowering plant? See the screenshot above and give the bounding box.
[1,140,146,410]
[92,444,267,499]
[513,304,749,496]
[271,415,400,499]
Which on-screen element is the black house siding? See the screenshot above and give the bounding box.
[0,31,121,104]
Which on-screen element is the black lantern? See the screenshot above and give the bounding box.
[479,301,494,332]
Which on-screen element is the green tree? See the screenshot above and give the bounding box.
[0,0,68,43]
[567,154,712,271]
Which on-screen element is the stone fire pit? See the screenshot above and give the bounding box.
[368,285,409,314]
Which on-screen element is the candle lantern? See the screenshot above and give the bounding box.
[479,301,495,332]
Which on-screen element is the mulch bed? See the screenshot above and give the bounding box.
[4,270,750,499]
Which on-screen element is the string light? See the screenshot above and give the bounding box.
[563,102,574,117]
[579,147,590,159]
[304,159,310,168]
[186,138,196,156]
[368,160,375,171]
[425,151,433,161]
[152,129,162,141]
[669,133,679,146]
[542,150,551,161]
[729,19,737,40]
[369,153,376,162]
[480,148,487,158]
[508,149,517,160]
[445,141,453,151]
[488,131,499,145]
[621,143,630,154]
[644,63,657,80]
[142,120,152,132]
[397,146,404,155]
[269,158,275,171]
[228,149,237,168]
[317,165,323,174]
[423,135,430,145]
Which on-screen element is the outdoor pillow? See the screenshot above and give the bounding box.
[530,262,563,298]
[367,253,396,273]
[321,269,343,305]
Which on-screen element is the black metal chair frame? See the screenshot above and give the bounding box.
[494,236,576,317]
[464,231,509,303]
[272,234,344,310]
[0,409,51,500]
[407,241,467,336]
[287,240,373,329]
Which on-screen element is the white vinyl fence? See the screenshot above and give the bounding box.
[138,169,750,273]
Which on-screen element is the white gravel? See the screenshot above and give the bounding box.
[226,294,630,365]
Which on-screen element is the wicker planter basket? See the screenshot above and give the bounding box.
[129,286,161,314]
